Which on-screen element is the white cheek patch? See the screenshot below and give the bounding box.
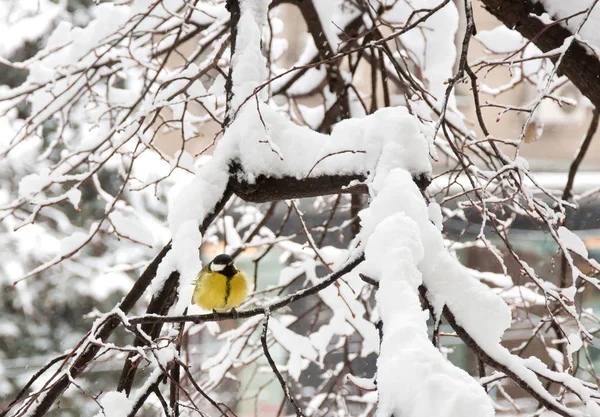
[211,263,226,272]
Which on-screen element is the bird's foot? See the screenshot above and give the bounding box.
[230,307,239,320]
[212,309,220,322]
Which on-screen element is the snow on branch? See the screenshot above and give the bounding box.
[356,104,599,416]
[360,166,599,416]
[3,0,600,416]
[362,176,495,417]
[480,0,600,109]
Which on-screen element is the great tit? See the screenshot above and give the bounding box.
[192,254,248,312]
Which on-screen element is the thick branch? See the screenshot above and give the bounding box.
[480,0,600,109]
[229,161,431,203]
[230,172,368,203]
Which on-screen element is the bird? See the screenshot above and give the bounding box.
[192,253,248,312]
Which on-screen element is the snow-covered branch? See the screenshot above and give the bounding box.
[2,0,600,416]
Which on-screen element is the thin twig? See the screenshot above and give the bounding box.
[562,109,599,201]
[261,308,305,417]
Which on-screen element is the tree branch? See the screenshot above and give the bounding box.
[129,252,365,325]
[480,0,600,109]
[22,242,172,417]
[562,109,599,201]
[228,161,431,203]
[230,171,368,203]
[261,309,305,417]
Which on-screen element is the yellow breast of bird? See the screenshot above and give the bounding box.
[193,268,248,311]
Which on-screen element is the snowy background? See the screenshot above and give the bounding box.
[1,0,600,416]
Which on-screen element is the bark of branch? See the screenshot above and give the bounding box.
[228,161,432,203]
[230,171,368,202]
[480,0,600,109]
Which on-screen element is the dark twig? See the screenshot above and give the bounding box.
[358,273,379,288]
[562,109,599,201]
[154,385,173,417]
[127,376,167,417]
[261,308,305,417]
[170,308,188,417]
[0,354,68,417]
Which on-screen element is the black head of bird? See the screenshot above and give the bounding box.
[209,253,237,277]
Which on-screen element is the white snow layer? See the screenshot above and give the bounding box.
[94,391,133,417]
[358,137,599,416]
[268,316,318,380]
[360,165,600,416]
[360,168,495,417]
[557,226,589,258]
[476,25,527,53]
